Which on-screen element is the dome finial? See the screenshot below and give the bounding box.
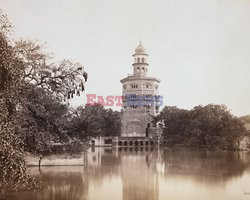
[134,41,147,55]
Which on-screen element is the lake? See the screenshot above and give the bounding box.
[4,147,250,200]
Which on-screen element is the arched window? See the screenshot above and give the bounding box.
[142,57,145,63]
[145,83,151,89]
[137,58,140,63]
[142,67,145,72]
[132,105,138,109]
[130,94,137,99]
[131,84,138,89]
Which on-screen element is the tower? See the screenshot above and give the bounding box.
[120,43,161,137]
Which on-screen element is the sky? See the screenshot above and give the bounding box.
[1,0,250,116]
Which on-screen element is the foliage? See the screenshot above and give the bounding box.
[67,103,121,139]
[102,108,121,137]
[15,40,88,101]
[156,104,246,149]
[0,10,87,191]
[0,24,36,191]
[20,85,70,154]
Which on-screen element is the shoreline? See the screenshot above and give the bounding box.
[26,154,84,166]
[25,146,249,167]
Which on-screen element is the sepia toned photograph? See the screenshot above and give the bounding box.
[0,0,250,200]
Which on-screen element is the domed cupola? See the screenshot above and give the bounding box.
[133,42,148,56]
[132,42,149,77]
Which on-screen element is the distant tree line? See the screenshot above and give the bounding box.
[155,104,247,150]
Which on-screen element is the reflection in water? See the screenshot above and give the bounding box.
[4,148,250,200]
[38,168,87,200]
[121,150,159,200]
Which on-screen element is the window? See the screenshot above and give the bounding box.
[145,83,151,89]
[137,58,140,63]
[130,94,137,99]
[142,67,145,72]
[131,84,138,89]
[142,57,145,63]
[155,95,160,102]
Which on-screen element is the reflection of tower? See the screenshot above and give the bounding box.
[120,43,161,137]
[121,152,159,200]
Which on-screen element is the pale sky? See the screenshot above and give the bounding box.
[1,0,250,116]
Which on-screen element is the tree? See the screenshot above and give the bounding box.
[21,85,69,154]
[155,106,190,145]
[67,103,121,140]
[156,104,246,149]
[15,40,88,101]
[189,105,246,148]
[0,10,87,191]
[0,17,36,190]
[102,108,121,137]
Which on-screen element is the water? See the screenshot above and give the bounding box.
[4,148,250,200]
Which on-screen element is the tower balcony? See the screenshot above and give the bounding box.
[132,63,149,66]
